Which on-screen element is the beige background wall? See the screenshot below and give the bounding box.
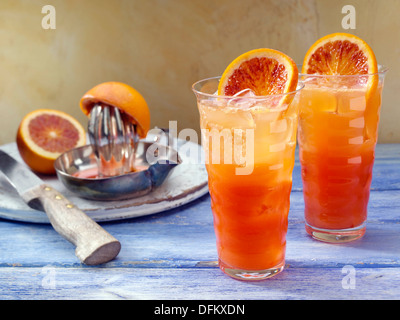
[0,0,398,145]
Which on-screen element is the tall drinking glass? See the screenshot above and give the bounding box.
[192,77,303,280]
[298,66,387,243]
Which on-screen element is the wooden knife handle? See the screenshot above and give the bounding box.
[25,184,121,265]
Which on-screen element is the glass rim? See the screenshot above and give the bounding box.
[192,76,305,99]
[298,64,388,78]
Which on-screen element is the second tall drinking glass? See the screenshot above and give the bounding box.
[193,77,303,280]
[298,66,387,242]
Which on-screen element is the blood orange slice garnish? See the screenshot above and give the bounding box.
[302,33,379,100]
[80,82,150,139]
[218,48,298,98]
[16,109,86,174]
[302,33,377,76]
[302,33,378,81]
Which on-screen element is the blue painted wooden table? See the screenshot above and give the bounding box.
[0,144,399,300]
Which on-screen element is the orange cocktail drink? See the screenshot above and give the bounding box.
[298,33,387,243]
[298,70,386,242]
[193,76,302,280]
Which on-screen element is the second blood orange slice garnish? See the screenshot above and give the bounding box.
[218,48,298,98]
[302,33,378,93]
[302,33,378,75]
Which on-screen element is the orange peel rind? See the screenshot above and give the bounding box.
[80,81,150,138]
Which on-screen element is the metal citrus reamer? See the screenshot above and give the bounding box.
[79,81,151,178]
[87,103,139,178]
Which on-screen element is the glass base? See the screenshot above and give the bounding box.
[305,222,366,243]
[218,259,284,281]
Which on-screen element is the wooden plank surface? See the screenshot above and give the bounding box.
[0,191,399,268]
[1,267,399,300]
[0,144,399,300]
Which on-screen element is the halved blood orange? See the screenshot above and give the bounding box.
[302,33,378,76]
[218,48,298,97]
[80,82,150,139]
[16,109,86,174]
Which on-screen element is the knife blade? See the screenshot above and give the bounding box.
[0,150,121,265]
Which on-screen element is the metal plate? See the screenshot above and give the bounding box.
[0,137,208,224]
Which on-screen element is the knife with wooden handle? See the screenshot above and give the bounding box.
[0,150,121,265]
